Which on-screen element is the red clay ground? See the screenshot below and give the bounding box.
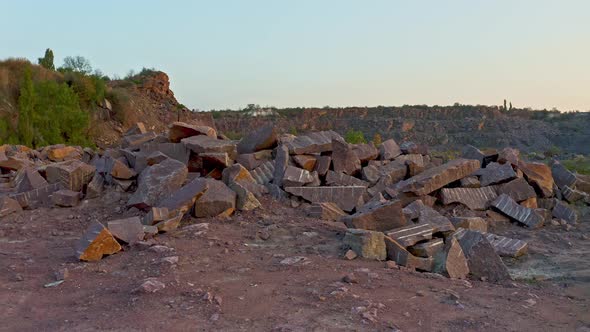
[1,194,589,331]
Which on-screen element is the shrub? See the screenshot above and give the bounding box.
[372,133,382,146]
[344,129,366,144]
[38,48,55,70]
[107,88,133,126]
[562,156,590,176]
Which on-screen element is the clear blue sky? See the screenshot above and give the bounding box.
[2,0,589,111]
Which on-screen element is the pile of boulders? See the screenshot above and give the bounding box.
[1,122,588,282]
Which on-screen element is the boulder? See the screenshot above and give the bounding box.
[450,217,488,232]
[146,151,168,166]
[455,229,511,282]
[0,196,22,218]
[379,139,402,160]
[13,168,48,193]
[394,159,480,196]
[404,200,455,233]
[460,176,480,188]
[144,207,171,226]
[497,147,520,166]
[518,161,554,197]
[85,173,105,199]
[10,183,63,209]
[440,187,498,210]
[181,135,236,158]
[496,178,536,202]
[107,217,144,244]
[282,166,315,187]
[520,197,537,209]
[552,200,578,224]
[477,162,516,187]
[307,202,347,221]
[342,200,406,232]
[313,156,332,176]
[51,189,81,207]
[236,150,273,170]
[292,155,317,171]
[45,160,96,192]
[47,145,81,162]
[158,178,208,215]
[236,125,277,154]
[353,143,379,163]
[272,145,289,187]
[229,182,261,211]
[325,171,369,187]
[409,238,444,258]
[384,236,433,271]
[75,221,122,261]
[140,142,191,165]
[482,232,528,258]
[193,179,236,218]
[285,186,366,212]
[251,161,275,185]
[125,122,147,136]
[400,141,428,155]
[433,237,469,279]
[331,140,361,176]
[385,223,433,247]
[169,122,217,142]
[551,161,577,190]
[561,185,588,204]
[343,229,386,261]
[362,165,380,185]
[127,159,188,210]
[155,212,183,232]
[222,163,260,194]
[122,132,157,150]
[490,194,544,228]
[109,158,136,179]
[461,145,485,165]
[285,131,344,154]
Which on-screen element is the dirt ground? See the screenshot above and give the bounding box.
[1,194,589,332]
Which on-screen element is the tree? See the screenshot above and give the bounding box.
[38,48,55,70]
[61,56,92,74]
[18,68,35,146]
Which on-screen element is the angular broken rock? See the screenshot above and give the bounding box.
[47,145,81,162]
[236,125,277,154]
[518,161,554,198]
[251,161,275,185]
[285,130,344,154]
[343,229,386,260]
[128,159,188,210]
[394,159,480,196]
[272,145,289,187]
[13,168,48,193]
[307,202,347,221]
[477,162,516,187]
[342,200,406,232]
[85,173,104,199]
[108,217,144,244]
[0,196,22,218]
[75,221,122,261]
[497,147,520,166]
[169,122,217,142]
[133,278,165,294]
[384,236,433,271]
[10,183,63,209]
[181,135,236,157]
[552,200,578,224]
[433,236,469,279]
[193,179,236,218]
[51,189,81,207]
[158,178,208,215]
[146,151,168,166]
[490,194,544,228]
[122,132,157,150]
[325,170,369,187]
[292,155,317,171]
[222,163,262,195]
[282,166,315,187]
[353,143,379,163]
[520,197,537,209]
[496,178,536,202]
[331,140,361,176]
[379,139,402,160]
[409,238,444,258]
[125,122,147,136]
[285,186,366,212]
[460,176,480,188]
[551,161,577,190]
[155,212,183,232]
[440,186,497,210]
[482,232,528,258]
[236,150,273,170]
[45,160,96,192]
[561,185,588,204]
[403,200,454,233]
[455,229,511,282]
[385,223,434,247]
[109,158,136,179]
[461,145,485,165]
[313,156,332,177]
[362,165,380,185]
[450,217,487,233]
[141,142,191,165]
[229,182,261,211]
[144,207,171,226]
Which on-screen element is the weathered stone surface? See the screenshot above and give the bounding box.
[450,217,487,232]
[155,213,183,232]
[158,178,208,215]
[461,145,485,165]
[394,159,480,196]
[0,154,32,171]
[400,141,428,155]
[455,229,511,282]
[552,200,578,224]
[409,238,444,258]
[384,236,433,271]
[46,160,96,192]
[520,197,537,208]
[379,139,402,160]
[146,151,168,166]
[285,186,366,212]
[325,170,369,187]
[342,200,406,231]
[122,132,157,150]
[440,187,498,210]
[497,147,520,166]
[107,217,144,244]
[282,166,315,187]
[490,194,544,228]
[222,163,260,194]
[85,173,104,199]
[433,236,469,279]
[251,161,275,185]
[353,143,379,163]
[144,207,171,226]
[10,183,63,209]
[109,158,136,179]
[229,182,261,211]
[272,145,289,187]
[236,150,273,170]
[51,189,81,207]
[47,145,81,162]
[125,122,147,136]
[537,198,557,210]
[128,159,188,210]
[460,176,480,188]
[292,155,317,171]
[362,165,380,185]
[343,229,386,260]
[313,156,331,176]
[193,179,236,218]
[385,223,433,247]
[169,122,217,142]
[236,125,277,154]
[141,142,191,165]
[482,232,528,258]
[75,221,122,261]
[286,131,344,154]
[181,135,236,157]
[14,168,48,193]
[307,202,347,221]
[332,140,361,176]
[561,185,588,203]
[486,210,511,223]
[403,200,455,233]
[477,162,516,187]
[497,178,536,202]
[518,161,554,197]
[0,196,22,217]
[551,161,577,190]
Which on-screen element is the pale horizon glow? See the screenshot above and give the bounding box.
[1,0,589,111]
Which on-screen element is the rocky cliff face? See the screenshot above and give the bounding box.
[211,106,590,154]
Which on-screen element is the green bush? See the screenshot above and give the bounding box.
[562,157,590,175]
[344,129,366,144]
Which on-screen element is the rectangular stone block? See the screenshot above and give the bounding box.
[307,202,347,221]
[394,159,480,196]
[440,186,498,210]
[490,194,544,228]
[552,200,578,224]
[325,170,369,187]
[342,199,406,231]
[286,131,344,154]
[385,223,434,247]
[10,183,63,209]
[409,238,444,258]
[285,186,366,212]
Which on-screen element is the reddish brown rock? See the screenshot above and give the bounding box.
[362,165,380,185]
[144,207,171,225]
[158,178,208,215]
[409,238,444,258]
[282,166,315,187]
[450,217,487,232]
[146,151,168,166]
[181,135,236,158]
[155,212,183,232]
[108,217,144,244]
[75,221,122,261]
[379,139,402,160]
[440,187,498,210]
[384,236,433,271]
[0,196,22,217]
[85,173,105,199]
[236,150,273,170]
[236,125,277,154]
[122,132,157,150]
[520,197,538,209]
[518,161,554,197]
[403,200,455,233]
[385,223,433,247]
[307,202,347,221]
[51,189,81,207]
[455,229,511,282]
[286,131,344,154]
[292,155,317,171]
[497,147,520,166]
[110,158,136,179]
[193,179,236,218]
[395,159,480,196]
[128,159,188,210]
[400,141,428,155]
[229,182,261,211]
[169,121,217,142]
[477,162,516,186]
[353,143,379,163]
[47,145,81,162]
[332,140,361,176]
[325,170,369,187]
[490,194,544,228]
[13,168,48,193]
[45,160,96,192]
[497,178,536,202]
[342,200,406,232]
[433,237,469,279]
[10,183,63,209]
[343,229,386,261]
[284,186,365,212]
[125,122,147,136]
[460,176,480,188]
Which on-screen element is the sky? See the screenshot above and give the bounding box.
[1,0,589,111]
